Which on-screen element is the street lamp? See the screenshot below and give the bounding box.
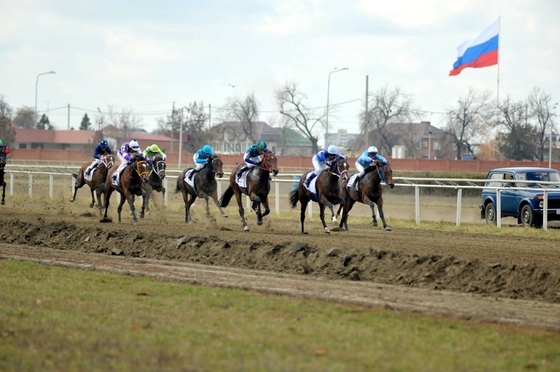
[325,67,348,148]
[35,71,56,125]
[549,102,558,168]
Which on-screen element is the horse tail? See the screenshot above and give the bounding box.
[289,189,299,208]
[175,170,186,194]
[72,173,78,178]
[219,186,234,208]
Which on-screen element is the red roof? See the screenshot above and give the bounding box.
[15,128,97,144]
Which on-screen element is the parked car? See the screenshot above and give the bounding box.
[480,167,560,227]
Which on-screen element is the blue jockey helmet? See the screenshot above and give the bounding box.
[202,144,213,155]
[100,140,108,147]
[327,145,338,155]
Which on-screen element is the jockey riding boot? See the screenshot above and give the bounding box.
[236,166,248,179]
[85,168,91,176]
[188,169,197,180]
[304,173,316,187]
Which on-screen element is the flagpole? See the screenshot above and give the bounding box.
[496,16,501,107]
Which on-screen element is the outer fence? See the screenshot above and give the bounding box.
[4,166,560,231]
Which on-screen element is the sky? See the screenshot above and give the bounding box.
[1,0,559,141]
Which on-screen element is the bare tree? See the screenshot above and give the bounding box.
[0,95,13,119]
[494,96,539,160]
[13,106,36,129]
[182,101,212,153]
[528,87,556,161]
[444,87,494,159]
[358,86,417,155]
[222,94,260,143]
[275,82,325,154]
[105,106,143,146]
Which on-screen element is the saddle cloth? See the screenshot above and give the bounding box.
[184,169,197,189]
[84,167,95,182]
[303,173,319,193]
[347,174,360,191]
[235,169,249,189]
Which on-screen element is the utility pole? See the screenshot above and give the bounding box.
[208,103,212,129]
[179,108,184,168]
[171,102,175,153]
[364,75,369,150]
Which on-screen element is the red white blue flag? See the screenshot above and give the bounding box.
[449,19,499,76]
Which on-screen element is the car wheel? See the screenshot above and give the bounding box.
[520,204,535,227]
[485,202,496,224]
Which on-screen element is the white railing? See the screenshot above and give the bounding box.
[3,169,560,230]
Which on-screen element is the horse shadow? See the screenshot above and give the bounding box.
[339,162,395,231]
[175,156,228,223]
[70,154,116,213]
[219,152,278,231]
[289,157,349,234]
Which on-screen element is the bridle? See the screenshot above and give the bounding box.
[101,155,115,170]
[151,157,166,179]
[329,158,349,180]
[133,160,149,179]
[211,157,224,178]
[261,152,279,176]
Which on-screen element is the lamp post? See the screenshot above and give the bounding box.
[35,71,56,125]
[549,102,558,168]
[325,67,348,148]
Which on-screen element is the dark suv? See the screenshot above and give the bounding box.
[480,167,560,227]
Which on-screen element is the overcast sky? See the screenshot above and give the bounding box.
[1,0,559,139]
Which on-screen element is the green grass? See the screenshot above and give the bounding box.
[1,260,559,372]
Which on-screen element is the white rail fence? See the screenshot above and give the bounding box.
[3,168,560,231]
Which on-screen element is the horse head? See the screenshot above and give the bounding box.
[151,155,166,180]
[379,162,394,189]
[211,156,224,178]
[261,152,279,176]
[102,154,116,170]
[132,156,151,182]
[330,157,349,181]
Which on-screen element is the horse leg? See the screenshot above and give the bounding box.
[95,189,103,214]
[376,198,391,231]
[319,204,330,234]
[88,187,96,208]
[101,187,114,222]
[299,198,308,234]
[160,186,166,209]
[339,199,356,231]
[204,194,211,217]
[234,190,249,231]
[1,182,5,205]
[210,190,228,218]
[260,196,270,218]
[185,193,197,223]
[365,200,379,227]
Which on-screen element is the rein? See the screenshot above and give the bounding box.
[133,160,149,178]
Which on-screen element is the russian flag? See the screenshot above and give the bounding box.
[449,19,499,76]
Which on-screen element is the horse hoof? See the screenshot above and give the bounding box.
[1,201,4,205]
[139,213,144,219]
[89,203,94,208]
[324,228,331,235]
[301,231,308,235]
[373,222,378,227]
[100,217,112,223]
[243,226,250,232]
[222,214,228,218]
[257,220,263,226]
[385,226,392,231]
[70,198,75,203]
[331,217,337,223]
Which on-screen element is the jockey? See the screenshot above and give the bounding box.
[347,145,388,189]
[85,139,112,176]
[0,139,11,157]
[189,144,214,180]
[112,139,145,184]
[303,145,344,187]
[236,140,270,179]
[143,144,166,162]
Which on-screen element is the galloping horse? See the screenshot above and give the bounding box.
[338,162,395,231]
[0,156,6,205]
[289,157,349,234]
[219,152,279,231]
[140,154,166,218]
[70,154,116,211]
[101,154,151,225]
[175,156,228,223]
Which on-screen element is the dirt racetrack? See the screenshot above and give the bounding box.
[1,194,560,332]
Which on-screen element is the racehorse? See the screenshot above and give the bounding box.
[101,154,151,225]
[289,157,349,234]
[175,156,228,223]
[70,154,116,211]
[0,156,6,205]
[140,154,166,218]
[219,152,279,231]
[338,162,395,231]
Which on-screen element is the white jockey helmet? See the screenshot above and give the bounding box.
[327,145,338,155]
[129,140,140,151]
[367,146,378,154]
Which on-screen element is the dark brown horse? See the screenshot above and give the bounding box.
[219,152,279,231]
[140,154,166,218]
[0,156,6,205]
[101,155,151,225]
[289,157,350,234]
[175,156,228,223]
[70,154,116,211]
[338,162,395,231]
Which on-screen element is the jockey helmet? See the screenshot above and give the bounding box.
[202,144,213,155]
[150,144,160,153]
[0,139,3,145]
[327,145,338,155]
[99,139,108,147]
[129,140,140,151]
[367,145,378,155]
[257,140,267,150]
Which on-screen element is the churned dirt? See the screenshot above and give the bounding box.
[1,195,560,332]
